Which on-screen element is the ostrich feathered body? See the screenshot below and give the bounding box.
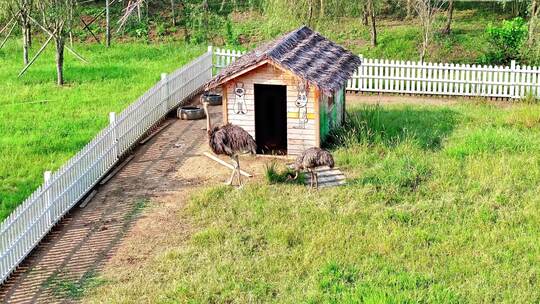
[294,147,334,171]
[208,123,256,157]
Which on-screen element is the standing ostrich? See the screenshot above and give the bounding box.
[293,147,335,188]
[202,101,257,186]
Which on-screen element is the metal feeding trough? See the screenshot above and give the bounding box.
[178,106,205,120]
[202,92,222,106]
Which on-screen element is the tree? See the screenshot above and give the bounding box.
[361,2,368,26]
[442,0,453,34]
[0,0,33,65]
[34,0,78,85]
[529,0,539,45]
[170,0,176,27]
[406,0,413,19]
[414,0,447,61]
[367,0,377,47]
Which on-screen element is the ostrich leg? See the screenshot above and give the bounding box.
[225,156,237,185]
[235,155,242,186]
[315,172,319,189]
[309,169,314,188]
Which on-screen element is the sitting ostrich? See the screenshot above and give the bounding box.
[292,147,335,188]
[202,100,256,186]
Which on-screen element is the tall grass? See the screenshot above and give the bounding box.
[87,102,540,303]
[0,40,205,220]
[231,7,511,63]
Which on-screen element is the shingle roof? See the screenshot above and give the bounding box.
[206,26,361,96]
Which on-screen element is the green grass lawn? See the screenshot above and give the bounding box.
[87,101,540,303]
[0,41,205,220]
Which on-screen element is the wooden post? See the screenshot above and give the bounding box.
[510,60,516,99]
[222,84,228,124]
[314,87,321,147]
[208,45,214,76]
[106,0,111,47]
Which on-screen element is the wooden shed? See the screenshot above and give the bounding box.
[206,26,361,155]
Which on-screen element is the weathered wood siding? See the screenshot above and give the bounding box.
[222,63,318,155]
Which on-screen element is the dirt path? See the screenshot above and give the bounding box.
[0,102,265,303]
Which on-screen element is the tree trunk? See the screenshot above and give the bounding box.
[26,24,32,47]
[170,0,176,26]
[362,3,369,26]
[368,0,377,47]
[203,0,209,42]
[420,30,428,62]
[21,15,30,65]
[319,0,324,19]
[55,37,65,86]
[442,0,454,34]
[22,27,29,65]
[529,0,539,44]
[406,0,412,19]
[308,0,314,27]
[106,0,111,47]
[179,1,190,41]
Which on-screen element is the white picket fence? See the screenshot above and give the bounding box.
[0,50,213,284]
[213,47,540,99]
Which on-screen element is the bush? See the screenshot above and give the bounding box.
[481,17,528,65]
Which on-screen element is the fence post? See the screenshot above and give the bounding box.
[44,171,53,225]
[510,60,517,99]
[208,45,214,76]
[109,112,119,158]
[161,73,170,113]
[358,54,363,91]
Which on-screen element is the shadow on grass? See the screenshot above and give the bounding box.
[328,105,460,151]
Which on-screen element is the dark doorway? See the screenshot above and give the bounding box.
[254,84,287,154]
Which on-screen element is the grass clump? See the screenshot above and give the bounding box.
[264,161,304,185]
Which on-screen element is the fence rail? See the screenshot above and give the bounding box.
[0,50,213,284]
[213,47,540,99]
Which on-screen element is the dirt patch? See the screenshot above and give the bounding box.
[347,93,515,107]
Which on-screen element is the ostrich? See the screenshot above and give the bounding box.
[202,100,256,186]
[292,147,335,188]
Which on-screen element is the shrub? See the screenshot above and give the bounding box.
[481,17,528,65]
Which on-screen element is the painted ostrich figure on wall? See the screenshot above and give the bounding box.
[202,101,257,186]
[293,147,335,188]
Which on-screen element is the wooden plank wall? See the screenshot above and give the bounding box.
[222,63,317,155]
